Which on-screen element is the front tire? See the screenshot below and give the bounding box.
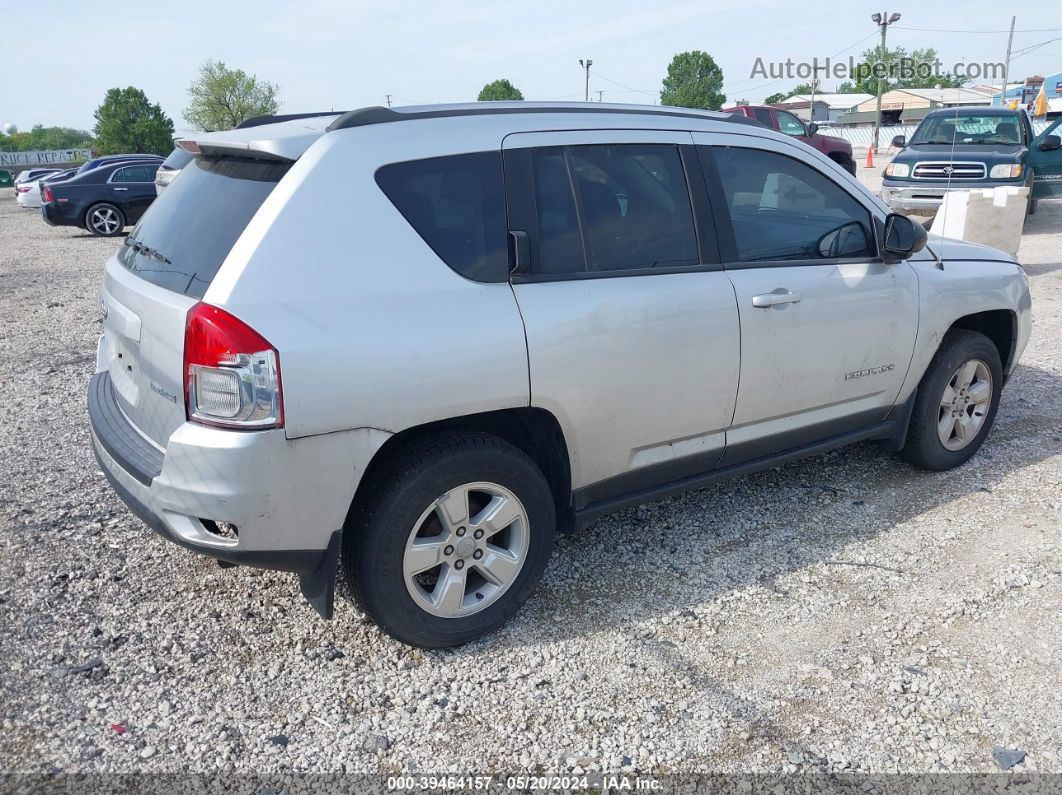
[85,203,126,237]
[343,433,556,648]
[900,329,1003,471]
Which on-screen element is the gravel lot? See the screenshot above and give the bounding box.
[2,181,1061,780]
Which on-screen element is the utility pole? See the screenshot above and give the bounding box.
[1001,16,1016,107]
[871,11,901,153]
[597,90,604,102]
[385,94,393,108]
[579,59,593,102]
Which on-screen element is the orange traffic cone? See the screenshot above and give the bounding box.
[865,147,874,169]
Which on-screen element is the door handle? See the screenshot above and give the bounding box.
[752,289,801,308]
[112,187,128,191]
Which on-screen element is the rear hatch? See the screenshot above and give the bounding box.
[100,153,293,448]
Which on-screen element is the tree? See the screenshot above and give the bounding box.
[659,51,725,110]
[846,46,966,95]
[762,92,787,105]
[93,87,175,155]
[477,79,524,101]
[0,125,93,152]
[183,60,280,131]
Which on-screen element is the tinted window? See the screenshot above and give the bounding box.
[162,147,195,170]
[776,111,806,137]
[714,147,875,263]
[569,145,699,271]
[118,156,289,297]
[531,149,585,274]
[375,152,507,282]
[112,165,159,183]
[753,109,774,127]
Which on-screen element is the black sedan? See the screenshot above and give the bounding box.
[42,159,162,236]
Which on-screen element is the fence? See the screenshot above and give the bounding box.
[820,120,1055,148]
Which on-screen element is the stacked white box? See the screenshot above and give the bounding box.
[929,186,1028,257]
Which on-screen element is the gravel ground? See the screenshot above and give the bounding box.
[1,185,1061,780]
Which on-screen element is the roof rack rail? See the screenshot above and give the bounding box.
[326,104,763,132]
[236,111,346,130]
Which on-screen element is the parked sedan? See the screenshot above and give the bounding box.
[16,170,62,208]
[42,160,161,236]
[14,167,62,198]
[0,170,13,189]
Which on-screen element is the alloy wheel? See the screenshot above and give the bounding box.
[402,481,529,618]
[90,206,121,235]
[938,358,993,451]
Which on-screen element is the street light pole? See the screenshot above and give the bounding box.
[871,11,901,154]
[579,59,593,102]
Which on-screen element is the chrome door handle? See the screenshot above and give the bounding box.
[752,290,801,308]
[112,187,128,191]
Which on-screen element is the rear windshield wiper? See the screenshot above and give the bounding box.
[123,236,171,265]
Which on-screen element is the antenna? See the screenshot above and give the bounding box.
[932,97,961,269]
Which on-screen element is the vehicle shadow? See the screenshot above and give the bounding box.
[428,362,1061,760]
[459,362,1061,648]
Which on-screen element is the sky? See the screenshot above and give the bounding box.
[3,0,1061,133]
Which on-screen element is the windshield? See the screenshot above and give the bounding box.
[910,114,1023,146]
[118,155,290,297]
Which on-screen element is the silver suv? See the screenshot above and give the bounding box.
[88,103,1032,648]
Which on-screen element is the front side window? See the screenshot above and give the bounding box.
[776,111,806,137]
[713,147,875,263]
[375,152,508,282]
[528,143,700,275]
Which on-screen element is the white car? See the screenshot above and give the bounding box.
[16,170,62,208]
[88,102,1032,648]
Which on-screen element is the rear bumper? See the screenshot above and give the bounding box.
[881,180,1024,212]
[41,202,76,227]
[87,370,390,617]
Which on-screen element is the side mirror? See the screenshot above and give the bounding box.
[891,135,906,148]
[806,122,819,136]
[1039,134,1061,152]
[882,213,927,261]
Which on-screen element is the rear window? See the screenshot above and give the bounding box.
[375,151,508,282]
[118,155,289,297]
[161,147,194,171]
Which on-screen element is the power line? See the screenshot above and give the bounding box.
[894,25,1062,33]
[589,70,653,95]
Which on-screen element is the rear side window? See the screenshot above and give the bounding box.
[112,165,159,183]
[753,108,773,127]
[375,152,508,282]
[118,156,289,297]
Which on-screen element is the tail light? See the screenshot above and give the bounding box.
[17,186,30,193]
[42,186,53,202]
[183,302,283,429]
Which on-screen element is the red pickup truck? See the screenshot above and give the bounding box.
[724,105,857,176]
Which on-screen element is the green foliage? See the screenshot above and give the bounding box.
[762,92,787,105]
[93,87,175,155]
[660,50,725,110]
[183,60,280,131]
[477,79,524,101]
[0,125,94,152]
[847,47,966,95]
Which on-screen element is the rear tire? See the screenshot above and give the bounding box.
[85,203,125,237]
[900,329,1003,471]
[342,433,555,648]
